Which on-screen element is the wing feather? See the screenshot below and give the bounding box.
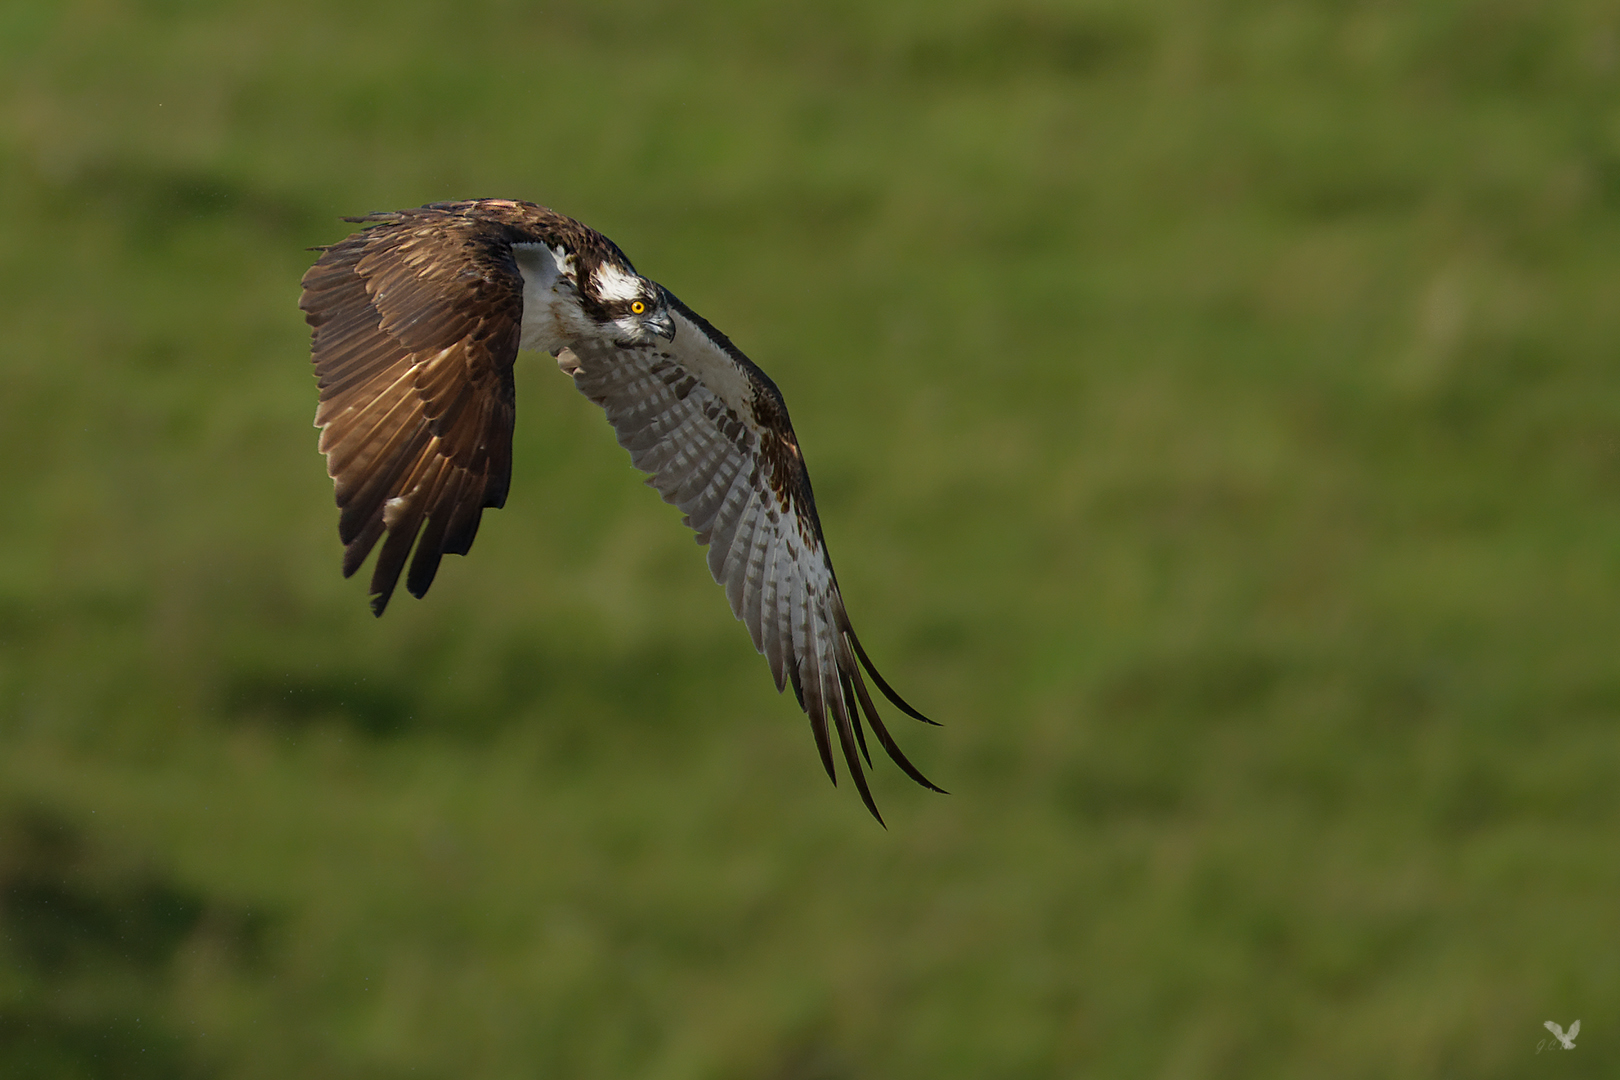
[827,645,879,821]
[796,583,835,784]
[718,482,767,589]
[682,446,748,538]
[703,467,757,579]
[702,465,757,572]
[301,210,522,615]
[564,305,942,819]
[839,666,873,769]
[723,491,767,618]
[669,435,737,510]
[737,511,773,651]
[759,521,788,691]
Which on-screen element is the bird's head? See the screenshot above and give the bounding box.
[584,257,676,346]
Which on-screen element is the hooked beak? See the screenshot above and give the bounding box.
[648,310,676,342]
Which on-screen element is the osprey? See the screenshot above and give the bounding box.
[300,199,941,821]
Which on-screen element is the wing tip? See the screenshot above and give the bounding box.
[838,629,948,796]
[845,621,940,726]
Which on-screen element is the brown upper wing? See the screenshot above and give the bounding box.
[300,210,522,615]
[562,297,943,823]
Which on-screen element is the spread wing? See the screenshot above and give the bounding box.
[562,296,943,822]
[300,212,522,615]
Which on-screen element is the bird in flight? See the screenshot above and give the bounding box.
[1543,1020,1579,1049]
[299,199,942,822]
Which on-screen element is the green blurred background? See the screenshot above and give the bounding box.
[2,0,1619,1076]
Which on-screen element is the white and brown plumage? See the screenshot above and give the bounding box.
[300,199,942,821]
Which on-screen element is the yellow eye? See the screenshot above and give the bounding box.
[631,300,646,314]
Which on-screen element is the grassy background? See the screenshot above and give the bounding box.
[3,0,1620,1076]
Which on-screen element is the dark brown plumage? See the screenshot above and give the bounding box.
[301,199,941,822]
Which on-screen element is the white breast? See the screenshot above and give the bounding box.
[514,242,593,353]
